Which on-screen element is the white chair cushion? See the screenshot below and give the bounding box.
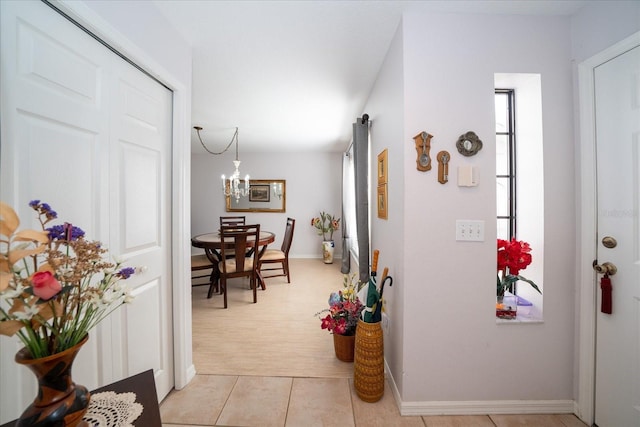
[219,256,255,273]
[260,249,285,261]
[191,254,213,270]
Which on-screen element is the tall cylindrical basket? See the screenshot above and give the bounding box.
[353,320,384,402]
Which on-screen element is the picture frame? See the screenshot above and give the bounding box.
[249,184,270,202]
[377,184,387,219]
[377,149,388,185]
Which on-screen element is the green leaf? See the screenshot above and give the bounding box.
[516,275,542,294]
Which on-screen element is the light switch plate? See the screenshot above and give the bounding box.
[456,220,485,241]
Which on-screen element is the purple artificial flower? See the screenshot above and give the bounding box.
[29,200,58,220]
[46,224,85,241]
[116,267,135,280]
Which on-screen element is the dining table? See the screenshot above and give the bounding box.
[191,230,275,297]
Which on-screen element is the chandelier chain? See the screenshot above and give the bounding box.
[195,127,238,156]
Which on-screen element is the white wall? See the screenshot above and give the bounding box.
[570,0,640,64]
[362,22,406,397]
[191,151,344,259]
[365,12,576,407]
[78,0,190,84]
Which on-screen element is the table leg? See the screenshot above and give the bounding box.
[256,245,269,290]
[204,248,221,298]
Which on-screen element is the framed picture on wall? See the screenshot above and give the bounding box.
[377,184,387,219]
[249,184,270,202]
[377,149,388,185]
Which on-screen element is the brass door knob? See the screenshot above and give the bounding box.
[592,261,617,276]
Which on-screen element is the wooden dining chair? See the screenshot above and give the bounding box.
[191,253,217,295]
[218,224,260,308]
[258,217,295,283]
[219,216,246,227]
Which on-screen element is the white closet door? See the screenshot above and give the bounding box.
[0,1,174,421]
[108,54,174,401]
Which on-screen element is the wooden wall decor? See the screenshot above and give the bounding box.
[377,149,388,185]
[413,131,432,171]
[377,184,388,219]
[437,151,450,184]
[377,149,388,219]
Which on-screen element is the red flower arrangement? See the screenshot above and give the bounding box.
[497,238,541,297]
[316,274,364,336]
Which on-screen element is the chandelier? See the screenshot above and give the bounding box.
[194,126,250,202]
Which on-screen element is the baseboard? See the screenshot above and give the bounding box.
[384,360,574,416]
[399,399,575,416]
[175,364,197,391]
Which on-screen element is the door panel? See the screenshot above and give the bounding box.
[595,45,640,427]
[110,56,173,399]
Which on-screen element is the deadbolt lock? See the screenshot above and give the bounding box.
[602,236,617,249]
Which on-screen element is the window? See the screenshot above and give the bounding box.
[494,73,544,321]
[495,89,516,241]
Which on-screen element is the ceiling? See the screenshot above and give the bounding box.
[152,1,586,154]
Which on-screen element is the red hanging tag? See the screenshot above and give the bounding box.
[600,274,612,314]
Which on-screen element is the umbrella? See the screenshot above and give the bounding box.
[371,267,393,323]
[359,249,380,322]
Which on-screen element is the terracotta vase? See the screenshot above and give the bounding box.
[353,320,384,402]
[333,333,355,362]
[14,335,90,427]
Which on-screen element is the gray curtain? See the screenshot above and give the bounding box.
[353,116,370,284]
[341,152,351,274]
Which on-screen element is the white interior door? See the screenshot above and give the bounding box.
[0,1,173,421]
[594,44,640,427]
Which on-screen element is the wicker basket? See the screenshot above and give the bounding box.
[353,319,384,402]
[333,333,355,362]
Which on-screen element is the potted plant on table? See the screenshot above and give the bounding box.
[310,212,340,264]
[315,273,364,362]
[496,238,541,319]
[0,200,136,426]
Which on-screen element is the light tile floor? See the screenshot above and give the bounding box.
[166,260,588,426]
[160,375,587,427]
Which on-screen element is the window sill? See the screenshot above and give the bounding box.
[496,294,543,323]
[496,316,543,324]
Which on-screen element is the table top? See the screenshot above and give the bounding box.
[1,369,161,427]
[191,231,275,248]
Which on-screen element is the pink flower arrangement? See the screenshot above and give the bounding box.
[0,200,135,358]
[316,274,364,336]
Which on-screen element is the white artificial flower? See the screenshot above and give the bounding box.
[12,304,41,321]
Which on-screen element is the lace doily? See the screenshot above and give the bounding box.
[84,391,143,427]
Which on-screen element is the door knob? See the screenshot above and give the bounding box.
[592,260,617,276]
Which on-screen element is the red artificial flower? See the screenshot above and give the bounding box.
[31,271,62,300]
[320,314,335,331]
[497,238,532,275]
[333,318,347,335]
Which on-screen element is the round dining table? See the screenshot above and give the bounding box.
[191,231,275,297]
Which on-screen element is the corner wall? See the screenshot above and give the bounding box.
[363,22,405,397]
[366,11,576,412]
